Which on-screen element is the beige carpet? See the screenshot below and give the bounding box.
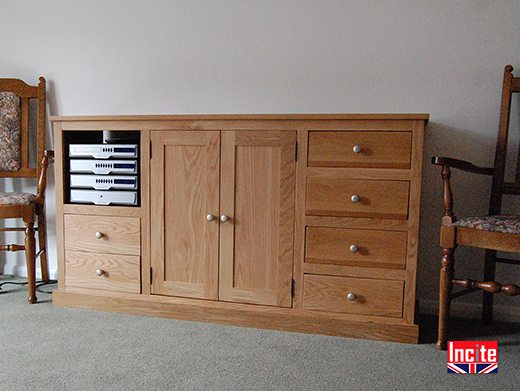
[1,275,519,390]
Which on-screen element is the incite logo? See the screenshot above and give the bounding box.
[447,341,498,374]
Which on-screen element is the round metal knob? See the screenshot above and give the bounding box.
[349,245,358,253]
[352,145,362,154]
[96,269,104,276]
[206,214,216,222]
[351,195,360,203]
[220,215,230,222]
[95,232,104,239]
[347,293,356,301]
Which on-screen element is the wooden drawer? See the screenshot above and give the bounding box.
[308,131,412,168]
[64,214,141,256]
[303,274,404,317]
[305,227,407,269]
[65,250,140,293]
[306,177,410,219]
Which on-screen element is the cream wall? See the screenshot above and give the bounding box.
[1,0,520,319]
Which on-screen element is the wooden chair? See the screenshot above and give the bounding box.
[432,65,520,350]
[0,77,54,303]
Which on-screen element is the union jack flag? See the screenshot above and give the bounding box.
[447,363,498,373]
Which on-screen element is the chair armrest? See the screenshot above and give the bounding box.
[431,156,494,175]
[36,150,54,202]
[432,157,493,221]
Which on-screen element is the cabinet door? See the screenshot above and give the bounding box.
[219,131,296,307]
[150,131,220,300]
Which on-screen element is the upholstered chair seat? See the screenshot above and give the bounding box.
[453,215,520,234]
[1,77,52,304]
[0,192,37,206]
[432,65,520,350]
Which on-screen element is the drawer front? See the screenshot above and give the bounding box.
[303,274,404,317]
[308,131,412,168]
[306,178,410,219]
[64,214,141,256]
[305,227,407,269]
[65,250,140,293]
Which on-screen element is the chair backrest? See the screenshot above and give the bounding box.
[489,65,520,215]
[0,77,46,180]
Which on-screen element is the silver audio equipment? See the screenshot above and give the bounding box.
[69,144,137,159]
[70,175,138,190]
[70,189,138,206]
[70,159,138,175]
[68,135,140,206]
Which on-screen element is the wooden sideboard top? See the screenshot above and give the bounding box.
[50,113,429,122]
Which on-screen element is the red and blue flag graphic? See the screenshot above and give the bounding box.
[447,341,498,374]
[447,363,498,373]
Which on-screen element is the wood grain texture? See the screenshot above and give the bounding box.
[53,114,428,344]
[50,113,429,125]
[53,290,419,343]
[307,167,411,181]
[456,227,520,252]
[61,204,142,217]
[305,215,408,231]
[293,128,309,310]
[434,66,520,349]
[401,120,425,324]
[54,123,66,290]
[306,177,410,219]
[305,227,407,269]
[308,131,412,168]
[139,130,151,295]
[65,250,140,293]
[219,131,296,307]
[302,263,406,280]
[1,78,48,303]
[150,131,220,300]
[64,214,141,255]
[163,142,210,285]
[303,274,404,317]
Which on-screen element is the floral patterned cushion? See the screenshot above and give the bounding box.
[0,192,36,205]
[0,91,22,171]
[453,215,520,234]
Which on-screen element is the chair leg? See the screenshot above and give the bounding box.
[37,211,49,281]
[23,218,37,304]
[482,249,496,325]
[437,247,455,350]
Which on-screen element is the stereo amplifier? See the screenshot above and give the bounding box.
[69,144,138,159]
[70,159,138,175]
[70,189,138,206]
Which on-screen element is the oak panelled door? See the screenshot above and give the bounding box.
[150,131,220,300]
[219,131,296,307]
[150,130,296,308]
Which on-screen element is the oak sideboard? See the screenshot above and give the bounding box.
[51,114,428,343]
